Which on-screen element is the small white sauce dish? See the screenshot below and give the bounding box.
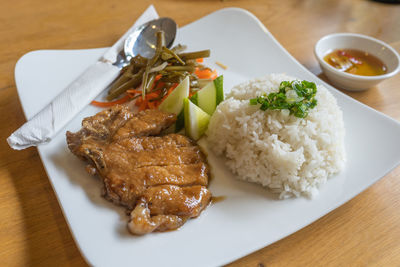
[314,33,400,91]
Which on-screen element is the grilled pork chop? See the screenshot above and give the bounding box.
[66,105,211,235]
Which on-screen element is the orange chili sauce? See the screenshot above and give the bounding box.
[323,49,387,76]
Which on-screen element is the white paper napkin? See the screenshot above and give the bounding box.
[8,5,159,150]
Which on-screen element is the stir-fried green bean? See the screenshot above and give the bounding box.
[164,66,196,72]
[145,73,156,93]
[106,31,212,101]
[161,47,185,64]
[171,44,187,53]
[178,50,210,60]
[142,31,166,99]
[107,69,144,101]
[108,55,148,97]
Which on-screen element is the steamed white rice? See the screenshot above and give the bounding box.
[206,74,346,198]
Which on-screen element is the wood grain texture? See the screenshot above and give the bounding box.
[1,0,399,266]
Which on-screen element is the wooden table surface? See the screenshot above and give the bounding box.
[1,0,400,266]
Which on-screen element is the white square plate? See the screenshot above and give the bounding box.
[14,8,400,267]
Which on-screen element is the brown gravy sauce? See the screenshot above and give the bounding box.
[211,196,226,204]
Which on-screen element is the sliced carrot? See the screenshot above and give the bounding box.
[155,74,162,81]
[196,58,204,63]
[166,83,178,96]
[126,89,142,94]
[135,97,143,107]
[194,68,218,79]
[145,92,159,100]
[154,100,161,108]
[147,101,156,109]
[139,100,147,111]
[91,95,130,108]
[194,68,209,78]
[160,84,178,103]
[209,69,218,80]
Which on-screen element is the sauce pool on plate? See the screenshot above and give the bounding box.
[324,49,387,76]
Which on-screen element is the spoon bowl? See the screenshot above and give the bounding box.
[112,18,177,68]
[125,17,177,59]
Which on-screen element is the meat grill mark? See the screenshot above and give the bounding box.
[66,105,211,235]
[104,146,205,168]
[113,134,196,152]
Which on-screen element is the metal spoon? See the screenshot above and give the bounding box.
[113,18,177,68]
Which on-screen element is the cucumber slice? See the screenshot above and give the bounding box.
[175,109,185,132]
[196,81,216,115]
[159,76,189,114]
[184,98,210,140]
[214,75,224,105]
[190,75,224,115]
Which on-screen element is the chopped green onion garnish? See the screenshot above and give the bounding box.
[249,98,258,105]
[249,80,318,118]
